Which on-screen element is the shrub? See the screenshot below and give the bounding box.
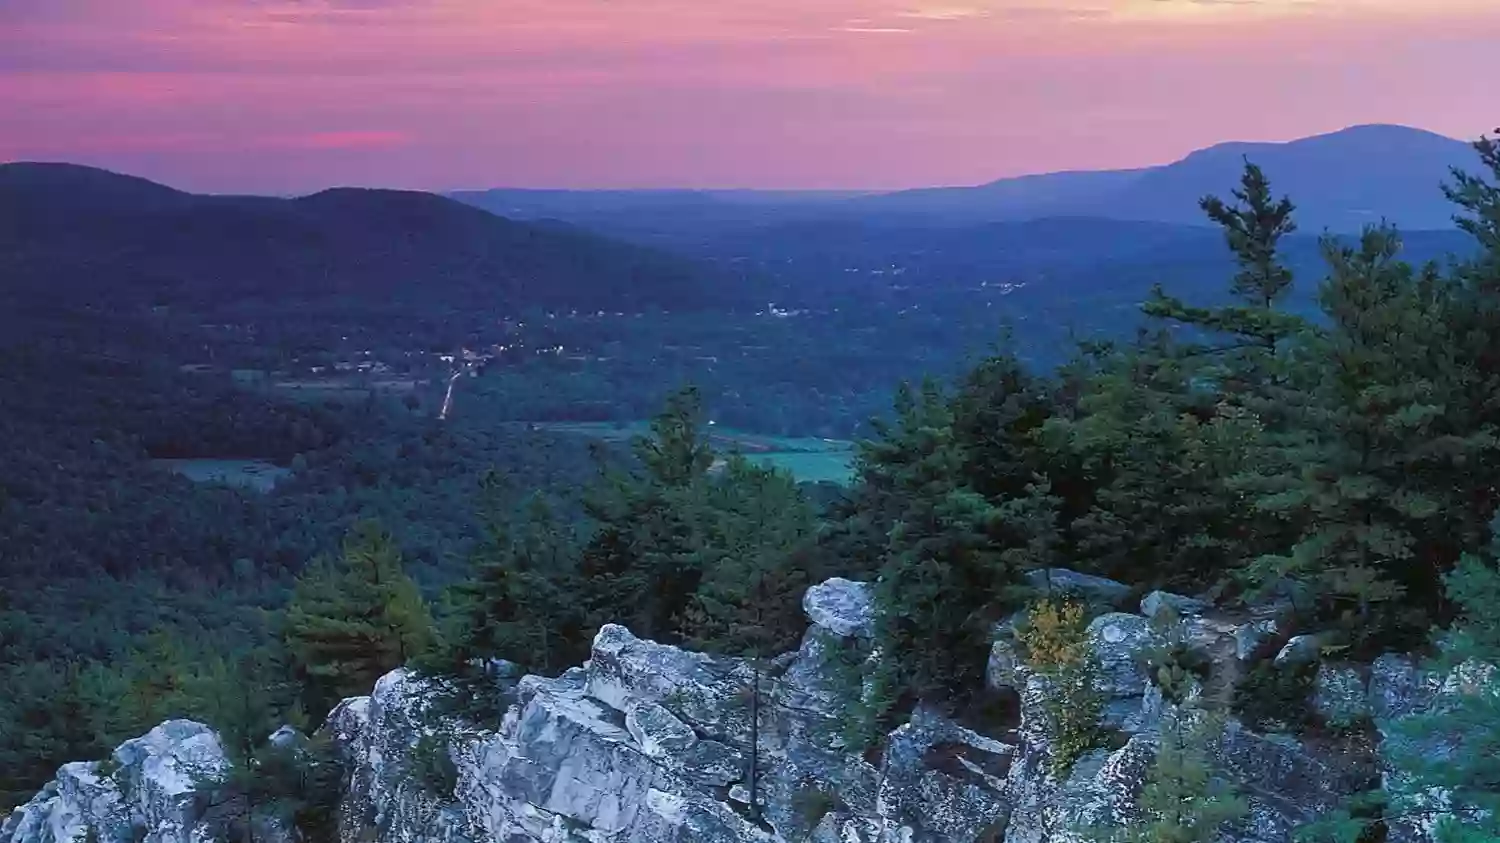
[1232,658,1317,733]
[1141,641,1214,705]
[791,786,845,837]
[1017,598,1106,772]
[411,732,459,800]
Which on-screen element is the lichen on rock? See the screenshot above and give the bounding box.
[2,572,1469,843]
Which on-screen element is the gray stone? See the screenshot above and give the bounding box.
[1313,664,1369,729]
[4,576,1457,843]
[1215,718,1372,840]
[1,720,232,843]
[802,578,874,638]
[626,700,700,758]
[1275,634,1325,667]
[267,724,306,751]
[1234,618,1281,661]
[1087,613,1155,697]
[1139,590,1210,621]
[1368,654,1431,723]
[987,637,1022,693]
[874,706,1016,841]
[325,619,1023,843]
[1025,568,1132,606]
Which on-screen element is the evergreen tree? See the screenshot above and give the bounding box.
[1144,160,1307,378]
[949,349,1056,504]
[1091,712,1247,843]
[866,378,1041,724]
[1131,161,1320,597]
[192,644,306,765]
[1250,226,1473,644]
[424,487,588,718]
[680,455,815,659]
[0,660,116,808]
[1042,333,1256,590]
[679,455,817,821]
[118,631,197,731]
[283,521,433,719]
[1371,513,1500,842]
[578,386,715,642]
[1440,130,1500,552]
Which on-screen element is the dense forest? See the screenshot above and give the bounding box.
[3,130,1500,842]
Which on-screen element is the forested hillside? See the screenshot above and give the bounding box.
[0,162,746,314]
[4,130,1499,841]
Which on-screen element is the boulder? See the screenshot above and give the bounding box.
[1215,719,1374,841]
[873,706,1016,840]
[333,617,1021,843]
[1234,618,1281,661]
[1140,591,1210,621]
[1274,634,1325,667]
[1025,569,1132,607]
[1,720,234,843]
[3,577,1459,843]
[987,637,1023,693]
[1313,664,1369,729]
[802,578,874,638]
[1368,654,1437,723]
[1087,613,1155,697]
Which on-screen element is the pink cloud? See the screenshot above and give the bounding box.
[270,130,410,150]
[1,0,1496,192]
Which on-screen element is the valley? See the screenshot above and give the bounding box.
[3,125,1499,841]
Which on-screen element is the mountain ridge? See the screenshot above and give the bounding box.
[449,124,1486,236]
[0,162,744,313]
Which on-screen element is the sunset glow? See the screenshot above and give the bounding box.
[3,0,1496,192]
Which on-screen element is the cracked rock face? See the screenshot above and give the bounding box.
[333,608,1020,843]
[801,578,874,639]
[4,571,1470,843]
[326,572,1411,843]
[1,720,232,843]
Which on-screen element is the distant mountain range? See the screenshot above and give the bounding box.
[2,125,1486,333]
[452,124,1487,239]
[0,162,741,314]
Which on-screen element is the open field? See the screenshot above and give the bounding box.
[150,459,291,492]
[527,421,856,484]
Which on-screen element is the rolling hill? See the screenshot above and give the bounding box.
[823,125,1486,231]
[0,162,746,314]
[450,124,1488,238]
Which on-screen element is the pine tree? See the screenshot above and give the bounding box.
[283,521,433,719]
[867,379,1031,720]
[1094,712,1247,843]
[679,455,817,821]
[117,630,197,733]
[1249,226,1471,644]
[680,455,815,659]
[578,386,715,642]
[1440,130,1500,554]
[1377,513,1500,842]
[1042,333,1255,590]
[1133,161,1322,598]
[1145,160,1307,377]
[424,489,589,718]
[191,644,306,765]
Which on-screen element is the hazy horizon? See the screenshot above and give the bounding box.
[4,1,1497,194]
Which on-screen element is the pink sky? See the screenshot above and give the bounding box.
[2,0,1497,193]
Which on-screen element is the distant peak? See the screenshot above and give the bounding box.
[1305,123,1461,142]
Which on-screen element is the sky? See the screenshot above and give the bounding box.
[2,0,1497,193]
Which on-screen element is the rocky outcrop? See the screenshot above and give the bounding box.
[4,574,1477,843]
[330,612,1016,842]
[1,721,233,843]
